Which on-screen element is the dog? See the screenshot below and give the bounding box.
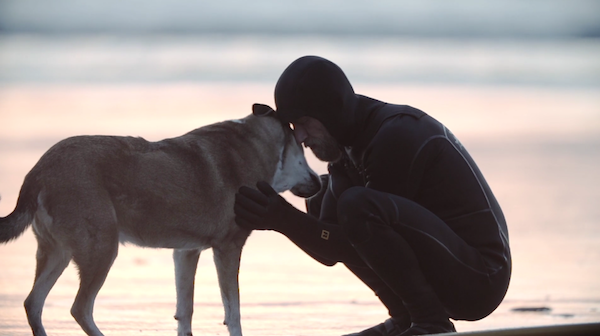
[0,103,321,336]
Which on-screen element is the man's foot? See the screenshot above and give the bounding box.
[343,317,409,336]
[399,320,456,335]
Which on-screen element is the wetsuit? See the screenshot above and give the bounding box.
[235,56,511,335]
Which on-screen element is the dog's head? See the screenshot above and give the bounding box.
[253,103,321,198]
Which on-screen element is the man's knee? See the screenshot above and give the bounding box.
[337,187,376,243]
[337,186,370,221]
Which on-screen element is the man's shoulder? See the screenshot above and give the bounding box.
[379,103,427,119]
[375,105,441,138]
[349,103,442,162]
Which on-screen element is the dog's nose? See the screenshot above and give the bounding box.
[290,172,322,198]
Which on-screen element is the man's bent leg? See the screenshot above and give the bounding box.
[338,186,508,321]
[338,187,455,335]
[344,263,411,335]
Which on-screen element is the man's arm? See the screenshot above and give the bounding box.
[234,181,364,267]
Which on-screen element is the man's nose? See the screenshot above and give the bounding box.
[293,125,308,145]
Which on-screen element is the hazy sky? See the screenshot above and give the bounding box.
[1,0,599,38]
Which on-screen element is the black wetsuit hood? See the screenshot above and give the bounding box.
[275,56,379,146]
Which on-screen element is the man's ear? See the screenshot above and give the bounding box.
[252,103,275,117]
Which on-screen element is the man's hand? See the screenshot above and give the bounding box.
[328,155,362,198]
[234,181,295,231]
[305,174,330,219]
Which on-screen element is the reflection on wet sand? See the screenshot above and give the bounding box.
[1,84,599,335]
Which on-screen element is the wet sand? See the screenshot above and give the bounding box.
[1,84,599,335]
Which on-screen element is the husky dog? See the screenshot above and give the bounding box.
[0,104,321,336]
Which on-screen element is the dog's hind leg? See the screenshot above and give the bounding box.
[68,209,119,336]
[24,229,72,336]
[70,237,118,336]
[173,248,201,336]
[213,243,244,336]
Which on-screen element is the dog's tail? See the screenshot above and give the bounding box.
[0,181,36,243]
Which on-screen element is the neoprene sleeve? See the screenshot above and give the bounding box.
[275,205,365,267]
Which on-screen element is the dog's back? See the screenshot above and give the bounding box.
[1,114,284,248]
[0,110,319,336]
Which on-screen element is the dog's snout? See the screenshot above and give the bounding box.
[290,172,322,198]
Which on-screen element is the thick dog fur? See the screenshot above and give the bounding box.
[0,109,320,336]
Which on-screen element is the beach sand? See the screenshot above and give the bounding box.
[1,83,599,335]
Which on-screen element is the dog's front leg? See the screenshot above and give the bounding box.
[213,244,244,336]
[173,249,201,336]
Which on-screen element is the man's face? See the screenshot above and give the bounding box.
[291,116,342,162]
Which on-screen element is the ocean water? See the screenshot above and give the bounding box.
[1,34,599,335]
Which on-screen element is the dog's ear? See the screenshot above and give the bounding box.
[253,103,288,128]
[252,103,275,117]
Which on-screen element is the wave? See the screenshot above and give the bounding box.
[1,34,599,87]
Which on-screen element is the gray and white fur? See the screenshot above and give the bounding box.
[0,107,320,336]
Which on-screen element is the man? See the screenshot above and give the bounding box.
[234,56,511,335]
